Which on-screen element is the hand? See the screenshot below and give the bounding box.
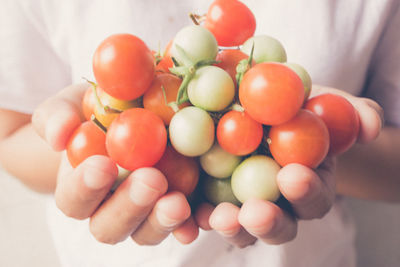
[194,86,384,248]
[32,83,199,245]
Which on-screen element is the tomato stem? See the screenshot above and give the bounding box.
[189,13,200,25]
[235,42,255,86]
[90,114,107,133]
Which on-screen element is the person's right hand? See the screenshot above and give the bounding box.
[32,83,199,245]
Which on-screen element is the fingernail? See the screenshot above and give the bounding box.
[156,212,180,229]
[84,167,113,190]
[129,177,162,206]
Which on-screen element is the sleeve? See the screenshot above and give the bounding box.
[0,0,71,114]
[362,1,400,127]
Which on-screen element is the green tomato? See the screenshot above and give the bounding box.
[231,155,281,203]
[285,62,312,102]
[169,106,215,157]
[171,25,218,65]
[188,66,235,111]
[241,35,287,63]
[203,175,241,206]
[200,142,242,178]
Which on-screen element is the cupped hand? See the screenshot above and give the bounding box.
[194,86,384,248]
[32,83,199,245]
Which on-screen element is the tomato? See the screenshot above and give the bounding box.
[284,62,312,103]
[239,62,304,125]
[169,106,215,157]
[66,121,107,168]
[268,109,330,168]
[93,34,155,100]
[305,93,360,155]
[82,87,96,121]
[203,175,240,206]
[205,0,256,47]
[154,145,199,196]
[156,40,174,73]
[94,88,141,128]
[143,73,188,125]
[215,49,253,88]
[187,66,235,111]
[217,110,263,155]
[231,155,281,203]
[200,142,242,178]
[106,108,167,171]
[241,35,287,63]
[171,25,218,66]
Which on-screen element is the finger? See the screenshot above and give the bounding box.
[277,159,336,219]
[55,155,118,220]
[194,202,214,230]
[89,167,168,244]
[32,83,88,151]
[173,216,199,244]
[209,202,257,248]
[353,97,383,143]
[131,191,191,245]
[238,199,297,245]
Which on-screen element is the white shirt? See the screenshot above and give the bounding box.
[1,0,400,266]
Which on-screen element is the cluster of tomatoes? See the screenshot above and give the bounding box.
[67,0,360,205]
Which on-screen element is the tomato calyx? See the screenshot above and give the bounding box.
[235,42,255,86]
[169,44,219,105]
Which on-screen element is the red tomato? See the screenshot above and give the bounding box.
[217,110,263,155]
[82,87,96,121]
[239,63,304,125]
[67,121,107,168]
[268,109,330,168]
[156,40,174,73]
[305,93,360,155]
[205,0,256,46]
[93,34,155,100]
[154,146,199,196]
[106,108,167,171]
[143,73,189,125]
[215,49,253,88]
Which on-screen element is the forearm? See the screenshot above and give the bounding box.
[0,122,60,193]
[336,126,400,202]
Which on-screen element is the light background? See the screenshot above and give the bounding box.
[0,168,399,267]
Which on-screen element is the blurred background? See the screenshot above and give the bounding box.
[1,167,399,267]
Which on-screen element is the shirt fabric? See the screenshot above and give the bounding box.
[1,0,400,266]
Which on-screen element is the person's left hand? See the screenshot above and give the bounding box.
[194,86,384,248]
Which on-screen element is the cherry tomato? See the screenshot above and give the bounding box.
[188,66,235,111]
[156,40,174,73]
[239,62,304,125]
[93,34,155,100]
[268,109,330,168]
[94,88,141,128]
[305,93,360,155]
[143,73,188,125]
[200,142,242,178]
[284,62,312,103]
[215,49,254,88]
[205,0,256,47]
[241,35,287,63]
[231,155,281,203]
[171,25,218,66]
[154,145,199,196]
[217,110,263,155]
[169,106,215,157]
[82,87,96,121]
[106,108,167,171]
[203,175,240,206]
[66,121,107,168]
